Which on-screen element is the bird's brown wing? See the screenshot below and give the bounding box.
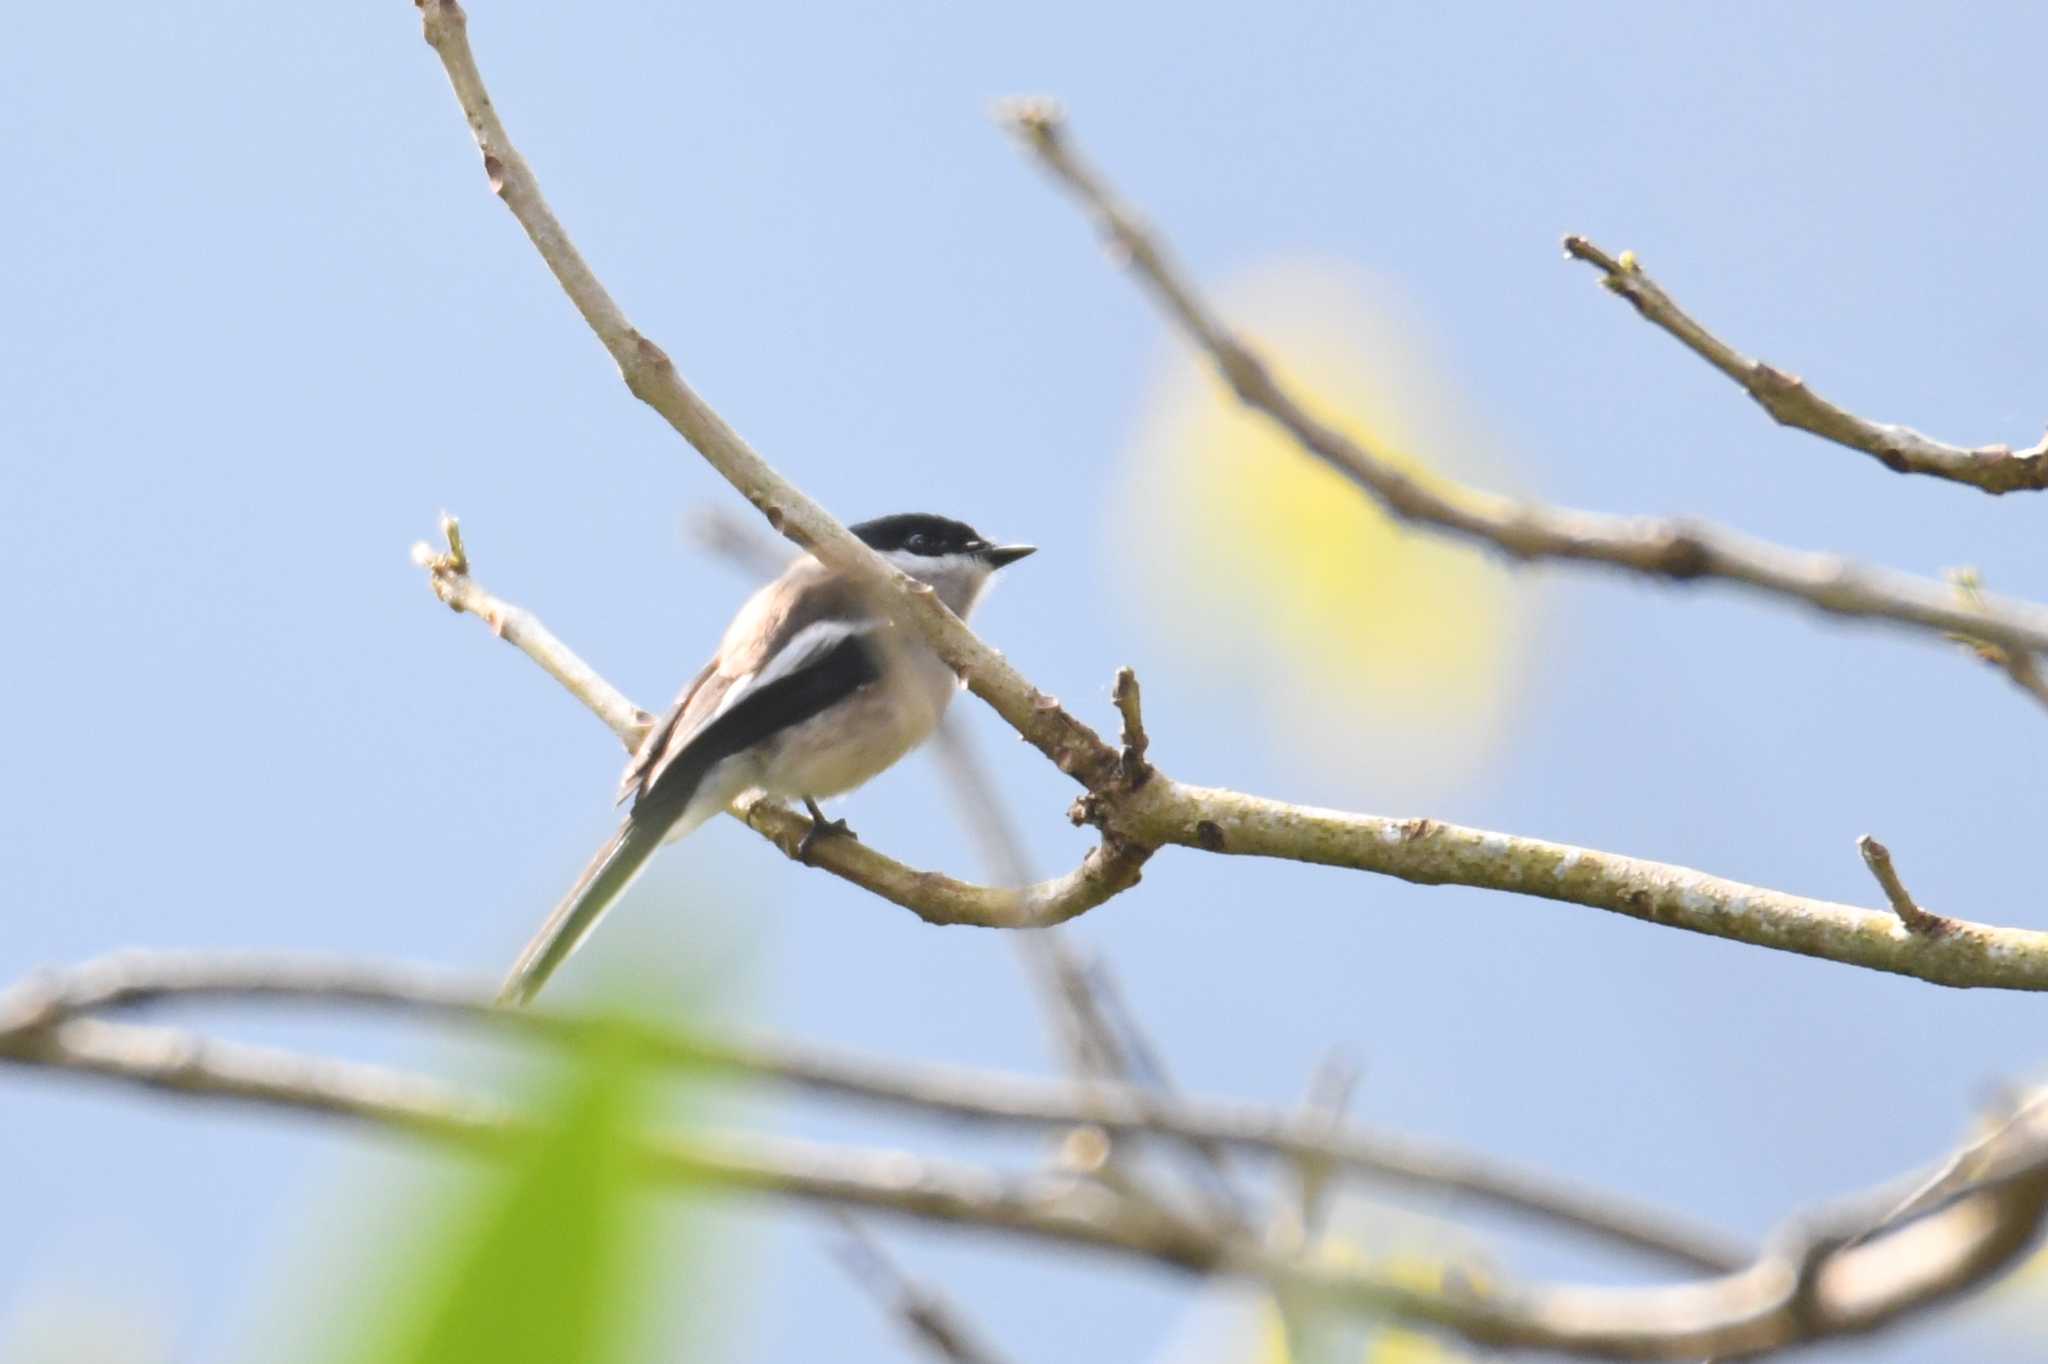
[616,657,727,806]
[614,560,872,808]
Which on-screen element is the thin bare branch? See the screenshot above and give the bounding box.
[998,100,2048,668]
[928,720,1129,1079]
[1562,236,2048,495]
[830,1213,1020,1364]
[414,515,654,746]
[3,948,1744,1274]
[929,721,1250,1232]
[1270,1049,1363,1254]
[7,973,2046,1359]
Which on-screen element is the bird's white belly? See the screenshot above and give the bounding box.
[754,649,958,800]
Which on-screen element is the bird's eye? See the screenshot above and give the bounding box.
[906,533,932,552]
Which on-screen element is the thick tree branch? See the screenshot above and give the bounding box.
[1105,779,2048,991]
[1562,236,2048,495]
[6,958,2046,1360]
[413,0,1120,792]
[999,101,2048,668]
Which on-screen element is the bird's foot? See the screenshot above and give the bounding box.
[797,797,858,864]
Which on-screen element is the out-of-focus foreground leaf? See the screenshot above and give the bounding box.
[321,1022,669,1364]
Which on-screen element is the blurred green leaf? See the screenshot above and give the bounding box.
[324,1021,669,1364]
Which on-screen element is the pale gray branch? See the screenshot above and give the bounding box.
[6,953,2046,1359]
[1108,780,2048,991]
[1562,236,2048,495]
[998,101,2048,670]
[2,948,1743,1274]
[413,517,654,746]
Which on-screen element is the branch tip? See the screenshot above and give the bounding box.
[993,94,1064,144]
[438,511,468,572]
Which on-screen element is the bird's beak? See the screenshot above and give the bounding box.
[983,544,1037,568]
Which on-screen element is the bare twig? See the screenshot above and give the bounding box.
[927,720,1127,1079]
[830,1213,1019,1364]
[414,515,654,745]
[1561,236,2048,495]
[1111,667,1150,789]
[1856,837,1956,938]
[1270,1049,1363,1254]
[998,101,2048,668]
[6,975,2046,1359]
[0,948,1744,1273]
[929,721,1249,1231]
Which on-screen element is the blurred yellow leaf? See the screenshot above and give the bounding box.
[1117,260,1531,789]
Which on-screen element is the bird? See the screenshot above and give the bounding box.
[498,512,1036,1005]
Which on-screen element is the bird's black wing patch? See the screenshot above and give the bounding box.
[634,629,881,817]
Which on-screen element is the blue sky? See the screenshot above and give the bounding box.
[6,3,2048,1360]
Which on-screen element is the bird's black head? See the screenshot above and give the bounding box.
[851,513,1036,568]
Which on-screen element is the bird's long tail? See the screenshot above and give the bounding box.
[498,813,671,1007]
